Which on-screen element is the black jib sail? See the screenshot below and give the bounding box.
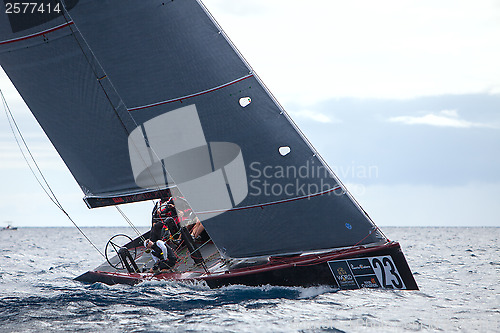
[0,0,387,259]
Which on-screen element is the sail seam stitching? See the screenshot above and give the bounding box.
[128,74,254,112]
[0,21,74,46]
[196,186,342,215]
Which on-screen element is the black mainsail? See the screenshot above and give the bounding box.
[1,0,416,290]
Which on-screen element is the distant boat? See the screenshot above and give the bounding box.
[0,1,417,290]
[1,223,17,231]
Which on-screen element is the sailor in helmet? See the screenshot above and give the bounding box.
[144,238,177,273]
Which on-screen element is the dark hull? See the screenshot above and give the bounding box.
[76,241,418,290]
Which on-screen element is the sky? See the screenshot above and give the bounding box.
[1,0,499,228]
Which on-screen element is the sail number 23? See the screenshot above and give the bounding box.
[369,256,405,289]
[5,2,61,14]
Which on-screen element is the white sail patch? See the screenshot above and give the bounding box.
[279,146,291,156]
[239,97,251,107]
[128,104,248,221]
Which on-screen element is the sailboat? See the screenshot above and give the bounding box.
[1,222,17,231]
[0,0,417,290]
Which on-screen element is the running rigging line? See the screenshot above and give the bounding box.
[1,89,106,259]
[115,206,146,241]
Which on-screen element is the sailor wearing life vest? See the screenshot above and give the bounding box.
[144,239,177,273]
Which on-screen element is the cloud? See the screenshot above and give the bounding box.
[204,0,500,101]
[288,109,338,123]
[388,110,498,128]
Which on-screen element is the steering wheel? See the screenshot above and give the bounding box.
[104,234,136,270]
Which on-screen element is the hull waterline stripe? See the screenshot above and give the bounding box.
[128,74,254,112]
[0,22,75,46]
[196,185,342,215]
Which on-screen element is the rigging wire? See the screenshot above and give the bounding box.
[114,206,146,241]
[1,89,106,260]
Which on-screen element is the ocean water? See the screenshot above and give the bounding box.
[0,227,499,332]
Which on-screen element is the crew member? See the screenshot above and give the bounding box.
[144,238,177,273]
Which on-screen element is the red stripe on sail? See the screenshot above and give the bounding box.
[128,74,254,112]
[196,186,343,215]
[0,21,74,46]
